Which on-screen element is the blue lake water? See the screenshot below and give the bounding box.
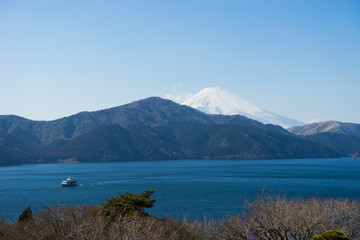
[1,158,360,222]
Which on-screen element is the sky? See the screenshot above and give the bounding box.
[1,0,359,123]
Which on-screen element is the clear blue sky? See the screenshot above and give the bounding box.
[1,0,359,123]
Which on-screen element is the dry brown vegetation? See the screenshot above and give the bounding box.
[1,194,360,240]
[219,194,360,240]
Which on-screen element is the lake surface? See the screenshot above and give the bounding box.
[1,158,360,222]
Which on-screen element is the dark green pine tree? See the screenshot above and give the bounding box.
[100,189,156,220]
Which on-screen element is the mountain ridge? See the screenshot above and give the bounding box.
[0,97,340,166]
[0,97,288,145]
[288,121,360,156]
[288,121,360,138]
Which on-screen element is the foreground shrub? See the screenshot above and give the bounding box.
[313,230,349,240]
[0,220,26,240]
[218,193,360,240]
[18,206,32,222]
[99,189,156,220]
[4,206,216,240]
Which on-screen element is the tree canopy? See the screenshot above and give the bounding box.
[100,189,156,220]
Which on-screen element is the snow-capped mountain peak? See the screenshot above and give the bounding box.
[181,87,304,128]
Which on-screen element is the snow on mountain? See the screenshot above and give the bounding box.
[181,87,304,128]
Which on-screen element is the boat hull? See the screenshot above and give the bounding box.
[61,183,78,187]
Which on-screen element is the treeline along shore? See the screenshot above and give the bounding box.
[1,190,359,240]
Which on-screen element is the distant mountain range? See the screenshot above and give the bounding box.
[288,121,360,157]
[0,97,339,166]
[288,121,360,138]
[181,87,304,128]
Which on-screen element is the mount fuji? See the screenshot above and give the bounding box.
[181,87,304,128]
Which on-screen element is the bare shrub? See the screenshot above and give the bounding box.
[93,214,218,240]
[218,194,360,240]
[157,216,218,240]
[6,203,217,240]
[0,220,27,240]
[14,203,100,240]
[321,199,360,239]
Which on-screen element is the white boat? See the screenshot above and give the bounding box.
[61,176,78,187]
